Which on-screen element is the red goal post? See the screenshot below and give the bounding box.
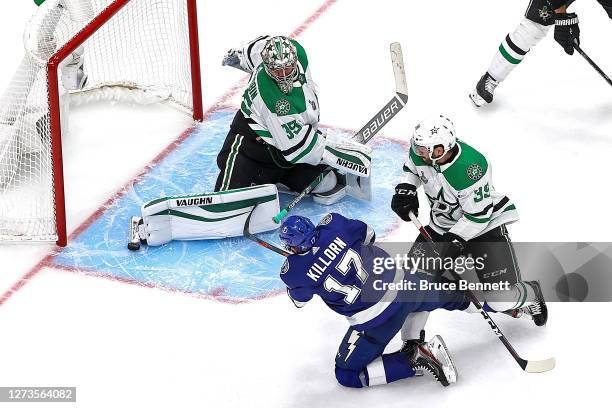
[0,0,203,247]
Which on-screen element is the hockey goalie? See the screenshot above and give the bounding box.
[128,35,374,250]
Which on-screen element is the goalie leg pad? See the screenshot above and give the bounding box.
[140,184,280,246]
[345,171,371,202]
[312,171,348,205]
[311,170,337,194]
[313,185,347,205]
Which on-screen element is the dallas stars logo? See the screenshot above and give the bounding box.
[275,99,291,115]
[426,189,461,221]
[539,6,552,21]
[467,164,484,181]
[412,243,426,258]
[430,126,440,135]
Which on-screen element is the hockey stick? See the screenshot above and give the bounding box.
[574,42,612,87]
[408,212,556,373]
[244,202,291,257]
[272,42,408,224]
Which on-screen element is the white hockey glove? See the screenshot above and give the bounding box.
[221,48,250,73]
[322,134,372,178]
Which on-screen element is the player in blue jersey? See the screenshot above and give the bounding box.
[279,213,475,388]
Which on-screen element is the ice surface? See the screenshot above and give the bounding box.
[0,0,611,407]
[52,109,406,299]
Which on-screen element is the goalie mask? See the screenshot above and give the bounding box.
[411,114,457,165]
[261,36,299,94]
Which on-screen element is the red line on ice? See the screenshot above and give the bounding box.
[0,0,339,308]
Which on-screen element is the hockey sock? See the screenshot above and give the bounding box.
[400,311,429,342]
[483,281,537,312]
[363,353,416,386]
[487,18,550,82]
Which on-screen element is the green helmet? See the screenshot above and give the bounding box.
[261,36,298,94]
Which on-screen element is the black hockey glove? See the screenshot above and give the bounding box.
[439,232,466,262]
[391,183,419,222]
[554,13,580,55]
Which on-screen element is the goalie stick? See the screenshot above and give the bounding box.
[408,212,556,373]
[272,42,408,224]
[244,203,290,257]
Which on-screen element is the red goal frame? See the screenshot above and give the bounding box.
[46,0,203,247]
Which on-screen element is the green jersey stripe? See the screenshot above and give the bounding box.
[502,204,517,212]
[464,213,491,223]
[403,164,416,174]
[255,130,273,138]
[289,131,319,164]
[241,100,252,116]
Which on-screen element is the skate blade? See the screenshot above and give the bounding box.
[428,335,457,384]
[469,91,487,108]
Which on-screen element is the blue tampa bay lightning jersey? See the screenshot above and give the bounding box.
[280,213,403,331]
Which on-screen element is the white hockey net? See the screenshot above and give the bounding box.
[0,0,199,244]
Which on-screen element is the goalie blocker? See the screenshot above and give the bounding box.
[128,184,280,250]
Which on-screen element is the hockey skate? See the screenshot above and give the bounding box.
[469,72,499,107]
[400,331,457,386]
[504,281,548,326]
[127,216,147,251]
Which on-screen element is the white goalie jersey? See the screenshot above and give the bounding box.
[226,35,372,177]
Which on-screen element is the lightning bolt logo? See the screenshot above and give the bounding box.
[345,330,361,361]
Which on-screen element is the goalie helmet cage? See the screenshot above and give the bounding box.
[0,0,203,247]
